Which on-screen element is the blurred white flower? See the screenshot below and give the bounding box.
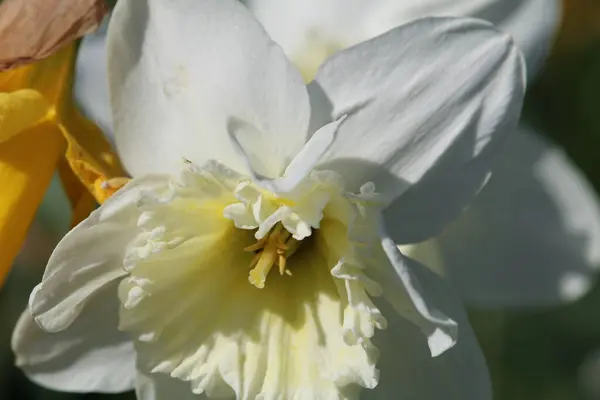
[13,0,526,398]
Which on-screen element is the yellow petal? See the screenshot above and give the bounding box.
[58,158,97,227]
[4,43,128,208]
[0,45,73,286]
[0,121,64,286]
[0,43,127,287]
[58,104,128,204]
[0,89,50,144]
[49,45,128,205]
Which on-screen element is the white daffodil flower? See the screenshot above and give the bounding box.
[243,0,560,81]
[73,0,600,309]
[13,0,525,399]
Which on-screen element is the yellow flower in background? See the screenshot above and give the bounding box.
[0,43,127,288]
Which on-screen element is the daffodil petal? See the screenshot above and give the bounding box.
[0,45,77,287]
[231,116,346,194]
[55,42,127,206]
[247,0,560,80]
[378,234,457,357]
[30,175,168,332]
[59,105,128,205]
[309,17,525,243]
[12,283,136,394]
[474,0,560,77]
[0,121,64,287]
[369,270,492,400]
[107,0,310,178]
[429,126,600,307]
[0,89,50,144]
[58,159,99,227]
[75,0,559,144]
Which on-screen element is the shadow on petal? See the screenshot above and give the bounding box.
[12,281,136,393]
[368,258,491,399]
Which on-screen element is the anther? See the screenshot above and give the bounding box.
[246,224,299,288]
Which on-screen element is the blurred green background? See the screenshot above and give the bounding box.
[1,2,600,400]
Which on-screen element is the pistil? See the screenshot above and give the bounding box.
[245,224,299,288]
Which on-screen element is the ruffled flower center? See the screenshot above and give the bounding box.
[118,160,390,399]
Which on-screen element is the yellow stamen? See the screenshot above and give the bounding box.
[247,224,299,288]
[248,231,279,289]
[278,254,287,276]
[248,252,261,269]
[244,237,267,252]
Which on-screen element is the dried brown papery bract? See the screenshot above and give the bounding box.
[0,0,108,71]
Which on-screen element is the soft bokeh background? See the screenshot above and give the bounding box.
[1,3,600,400]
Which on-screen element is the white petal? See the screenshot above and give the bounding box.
[107,0,310,178]
[472,0,561,77]
[12,283,136,394]
[361,0,560,79]
[247,0,559,80]
[310,17,525,242]
[366,264,492,399]
[428,126,600,307]
[378,235,457,357]
[75,1,560,147]
[29,175,168,332]
[233,116,346,194]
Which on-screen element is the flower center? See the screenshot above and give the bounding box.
[118,162,396,397]
[244,223,301,288]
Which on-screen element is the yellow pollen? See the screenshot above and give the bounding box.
[246,224,299,288]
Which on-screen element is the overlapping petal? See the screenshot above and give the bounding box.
[12,283,135,393]
[246,0,560,79]
[76,0,560,139]
[29,175,167,332]
[107,0,310,178]
[368,259,491,399]
[310,17,525,242]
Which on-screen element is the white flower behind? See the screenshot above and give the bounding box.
[14,0,525,398]
[244,0,560,80]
